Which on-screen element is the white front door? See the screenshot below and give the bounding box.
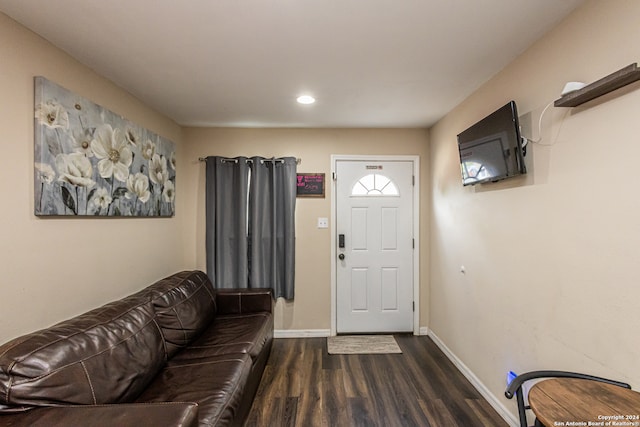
[336,160,414,333]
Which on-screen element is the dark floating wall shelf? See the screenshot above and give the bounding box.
[554,63,640,107]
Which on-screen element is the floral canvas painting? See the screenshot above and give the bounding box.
[34,76,175,216]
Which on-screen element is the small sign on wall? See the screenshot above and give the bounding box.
[296,173,325,198]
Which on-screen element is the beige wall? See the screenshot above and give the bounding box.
[182,127,430,331]
[0,13,187,343]
[429,0,640,420]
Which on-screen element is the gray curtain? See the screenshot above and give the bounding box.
[205,156,296,299]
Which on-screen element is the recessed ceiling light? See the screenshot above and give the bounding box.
[296,95,316,104]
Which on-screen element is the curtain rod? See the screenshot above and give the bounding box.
[198,156,301,164]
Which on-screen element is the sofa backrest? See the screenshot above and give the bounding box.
[143,270,217,359]
[0,296,165,409]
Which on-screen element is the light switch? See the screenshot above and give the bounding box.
[317,217,329,229]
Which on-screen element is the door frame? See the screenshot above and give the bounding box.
[330,154,420,336]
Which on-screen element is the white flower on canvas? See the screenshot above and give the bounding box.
[149,154,169,185]
[92,187,113,209]
[126,173,151,203]
[91,124,132,182]
[162,180,175,203]
[71,128,94,157]
[141,139,156,160]
[125,127,140,147]
[55,153,96,188]
[169,152,176,171]
[35,100,69,129]
[35,162,56,184]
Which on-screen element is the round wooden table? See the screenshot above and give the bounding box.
[528,378,640,427]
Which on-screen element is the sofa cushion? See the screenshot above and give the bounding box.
[143,271,217,358]
[135,353,252,427]
[0,402,200,427]
[0,296,164,409]
[170,312,273,363]
[216,289,273,315]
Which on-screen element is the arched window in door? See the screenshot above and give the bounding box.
[351,174,399,196]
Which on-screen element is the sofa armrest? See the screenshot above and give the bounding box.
[216,288,273,315]
[0,402,199,427]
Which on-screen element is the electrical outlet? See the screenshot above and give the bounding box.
[317,217,329,229]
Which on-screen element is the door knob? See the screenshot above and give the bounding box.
[338,253,345,260]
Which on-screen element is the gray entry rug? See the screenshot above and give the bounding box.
[327,335,402,355]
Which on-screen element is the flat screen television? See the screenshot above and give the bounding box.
[457,101,526,186]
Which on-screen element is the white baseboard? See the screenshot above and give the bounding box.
[274,329,331,338]
[427,330,519,427]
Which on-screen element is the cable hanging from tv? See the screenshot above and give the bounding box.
[521,100,554,146]
[521,98,575,148]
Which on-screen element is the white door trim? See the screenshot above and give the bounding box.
[330,154,420,336]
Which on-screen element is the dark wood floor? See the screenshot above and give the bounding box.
[245,335,509,427]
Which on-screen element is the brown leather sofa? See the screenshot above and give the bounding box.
[0,270,273,427]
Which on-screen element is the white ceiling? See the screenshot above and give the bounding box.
[0,0,585,128]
